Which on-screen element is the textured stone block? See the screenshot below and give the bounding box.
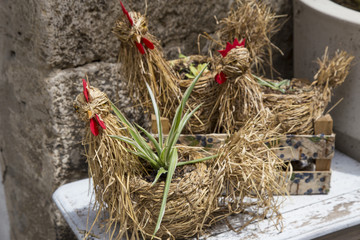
[0,60,142,239]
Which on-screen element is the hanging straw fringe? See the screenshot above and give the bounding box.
[206,110,288,234]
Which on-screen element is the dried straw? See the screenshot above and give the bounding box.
[169,48,264,134]
[212,47,265,133]
[74,85,145,240]
[129,159,219,239]
[261,49,354,134]
[206,110,288,233]
[75,84,288,239]
[113,10,181,120]
[312,47,354,101]
[169,55,220,134]
[216,0,282,74]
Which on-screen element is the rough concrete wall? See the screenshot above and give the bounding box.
[0,0,293,239]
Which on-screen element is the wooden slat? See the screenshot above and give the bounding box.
[151,114,171,134]
[316,159,332,171]
[314,224,360,240]
[315,114,333,135]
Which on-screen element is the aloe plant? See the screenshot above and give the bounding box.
[185,63,208,79]
[110,64,216,237]
[253,74,290,93]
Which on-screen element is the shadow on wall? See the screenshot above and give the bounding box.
[0,169,10,240]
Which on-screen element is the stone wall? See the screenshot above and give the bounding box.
[0,1,292,239]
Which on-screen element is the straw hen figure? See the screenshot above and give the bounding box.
[260,49,354,134]
[113,1,181,120]
[74,79,144,238]
[211,38,265,133]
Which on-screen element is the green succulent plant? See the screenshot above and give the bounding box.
[253,74,291,93]
[185,63,208,79]
[110,64,216,237]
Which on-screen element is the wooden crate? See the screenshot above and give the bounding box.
[274,114,334,195]
[153,114,335,195]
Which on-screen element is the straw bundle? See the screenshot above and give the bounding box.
[74,84,145,239]
[261,49,354,134]
[169,55,220,133]
[212,47,264,133]
[206,110,288,233]
[216,0,282,74]
[113,9,181,120]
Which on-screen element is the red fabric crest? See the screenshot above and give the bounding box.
[215,72,227,84]
[82,79,89,102]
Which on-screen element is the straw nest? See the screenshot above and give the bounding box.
[75,83,288,239]
[113,10,181,120]
[169,55,220,134]
[216,0,282,74]
[211,47,265,133]
[260,49,354,134]
[128,160,218,239]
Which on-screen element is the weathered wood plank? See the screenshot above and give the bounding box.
[314,114,333,135]
[316,159,332,171]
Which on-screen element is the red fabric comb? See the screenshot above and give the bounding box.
[120,1,133,26]
[82,79,89,102]
[218,38,246,58]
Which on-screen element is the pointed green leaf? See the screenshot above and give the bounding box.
[177,154,218,167]
[151,167,167,186]
[134,123,162,156]
[152,150,178,237]
[109,135,137,147]
[167,63,208,146]
[145,82,163,149]
[111,102,133,128]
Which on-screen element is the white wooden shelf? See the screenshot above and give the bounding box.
[53,151,360,239]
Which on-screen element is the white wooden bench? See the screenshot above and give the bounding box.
[53,151,360,239]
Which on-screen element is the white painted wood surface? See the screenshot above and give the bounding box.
[53,151,360,239]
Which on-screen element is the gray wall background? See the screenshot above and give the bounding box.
[0,1,293,239]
